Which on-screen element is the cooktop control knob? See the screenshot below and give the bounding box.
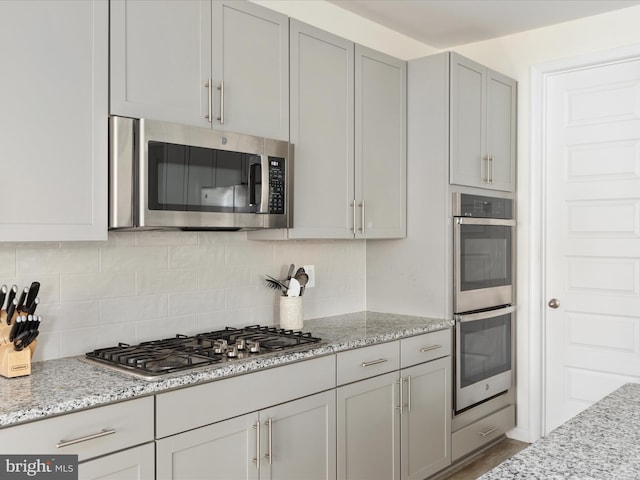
[249,341,260,353]
[227,345,238,358]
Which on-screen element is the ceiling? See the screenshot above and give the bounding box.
[328,0,640,48]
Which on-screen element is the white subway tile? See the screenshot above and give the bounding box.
[0,248,16,277]
[101,246,168,272]
[198,231,246,245]
[40,301,99,331]
[100,295,168,325]
[18,246,99,275]
[197,309,252,330]
[136,269,198,295]
[59,327,101,357]
[169,289,226,316]
[30,331,60,362]
[225,242,273,266]
[95,323,137,349]
[199,264,252,290]
[61,272,135,302]
[136,230,198,246]
[169,245,225,270]
[225,285,275,310]
[136,315,199,342]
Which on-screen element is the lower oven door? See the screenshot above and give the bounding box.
[455,305,515,412]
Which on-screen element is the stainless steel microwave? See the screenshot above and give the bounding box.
[109,116,291,231]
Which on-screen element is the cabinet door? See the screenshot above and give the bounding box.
[110,0,212,127]
[486,70,516,191]
[0,0,107,241]
[355,46,407,239]
[337,371,400,480]
[449,53,486,189]
[261,390,336,480]
[401,357,451,480]
[289,20,355,239]
[156,413,258,480]
[78,443,155,480]
[212,1,289,140]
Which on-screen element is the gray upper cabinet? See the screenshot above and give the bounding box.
[450,52,516,192]
[289,20,355,239]
[0,0,108,242]
[356,46,407,238]
[110,0,289,140]
[284,21,407,240]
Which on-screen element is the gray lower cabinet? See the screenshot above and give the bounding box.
[337,371,401,480]
[0,397,155,479]
[156,390,336,480]
[336,330,452,480]
[78,443,155,480]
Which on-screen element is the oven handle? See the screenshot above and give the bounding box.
[455,217,516,226]
[455,305,516,323]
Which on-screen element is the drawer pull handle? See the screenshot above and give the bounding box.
[57,428,116,448]
[480,426,498,437]
[420,345,442,353]
[361,358,388,367]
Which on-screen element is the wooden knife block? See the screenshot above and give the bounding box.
[0,323,36,378]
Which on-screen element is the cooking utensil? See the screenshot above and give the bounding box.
[5,286,17,320]
[16,287,28,314]
[286,277,301,297]
[0,285,7,311]
[24,282,40,313]
[13,315,39,351]
[265,275,288,294]
[286,264,295,281]
[6,299,17,326]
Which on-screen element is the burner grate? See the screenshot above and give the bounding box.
[85,325,321,378]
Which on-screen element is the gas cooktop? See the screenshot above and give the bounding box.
[85,325,322,380]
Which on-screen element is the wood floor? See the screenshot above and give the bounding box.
[443,438,529,480]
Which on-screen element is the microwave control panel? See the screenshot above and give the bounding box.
[268,157,286,214]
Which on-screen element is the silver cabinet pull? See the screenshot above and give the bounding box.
[361,358,388,367]
[406,375,412,412]
[480,426,498,437]
[217,81,225,124]
[205,79,212,122]
[420,344,442,353]
[252,421,261,470]
[483,155,490,183]
[359,200,365,234]
[264,418,273,465]
[396,378,403,414]
[489,154,495,184]
[548,298,560,309]
[351,201,357,233]
[57,428,116,448]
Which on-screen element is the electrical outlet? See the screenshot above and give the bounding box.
[303,265,316,288]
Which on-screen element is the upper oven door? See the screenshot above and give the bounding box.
[454,217,515,313]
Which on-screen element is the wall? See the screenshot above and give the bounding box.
[2,233,365,361]
[253,0,437,59]
[448,5,640,442]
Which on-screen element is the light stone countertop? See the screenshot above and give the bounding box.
[0,311,453,428]
[480,382,640,480]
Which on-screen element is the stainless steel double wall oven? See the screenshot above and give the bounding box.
[453,193,516,412]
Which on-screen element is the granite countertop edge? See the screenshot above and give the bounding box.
[0,311,454,428]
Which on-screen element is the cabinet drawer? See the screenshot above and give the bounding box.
[156,354,336,438]
[336,341,399,385]
[400,329,451,368]
[0,396,154,461]
[452,405,515,461]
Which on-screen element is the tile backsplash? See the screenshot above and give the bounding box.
[1,231,366,361]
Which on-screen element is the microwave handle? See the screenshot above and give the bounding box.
[248,156,270,213]
[455,305,516,323]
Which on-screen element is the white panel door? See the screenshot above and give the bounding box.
[544,58,640,432]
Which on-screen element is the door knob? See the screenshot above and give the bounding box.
[548,298,560,309]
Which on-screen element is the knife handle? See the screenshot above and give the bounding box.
[25,282,40,312]
[6,299,17,326]
[16,287,28,313]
